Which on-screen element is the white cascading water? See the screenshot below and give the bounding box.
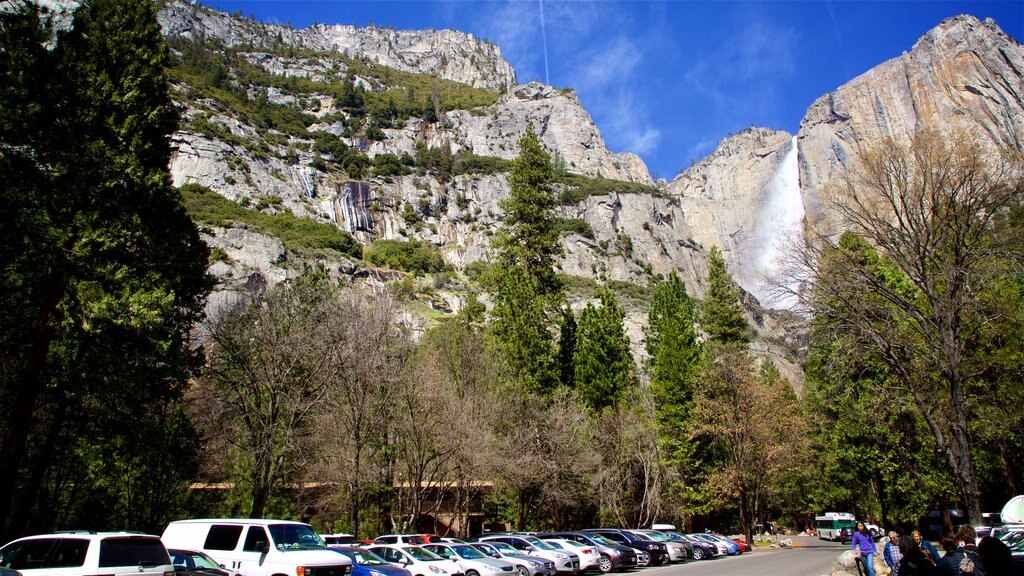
[750,135,803,308]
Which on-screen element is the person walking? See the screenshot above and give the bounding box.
[885,531,904,576]
[898,535,937,576]
[851,522,878,576]
[913,531,940,565]
[936,538,964,576]
[956,525,986,575]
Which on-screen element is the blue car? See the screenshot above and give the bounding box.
[693,533,740,555]
[331,546,414,576]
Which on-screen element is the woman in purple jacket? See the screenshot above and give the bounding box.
[852,522,877,576]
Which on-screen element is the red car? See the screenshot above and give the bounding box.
[731,539,752,552]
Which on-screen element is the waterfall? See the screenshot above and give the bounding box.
[751,135,803,308]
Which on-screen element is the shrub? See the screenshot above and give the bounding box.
[364,239,449,275]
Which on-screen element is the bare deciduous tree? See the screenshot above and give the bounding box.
[203,276,337,518]
[796,131,1023,524]
[309,288,412,537]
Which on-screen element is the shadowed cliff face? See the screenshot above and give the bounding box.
[797,15,1024,227]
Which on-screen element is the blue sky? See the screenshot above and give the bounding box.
[200,0,1024,181]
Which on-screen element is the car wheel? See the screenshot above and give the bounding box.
[597,556,612,573]
[516,567,529,576]
[691,548,704,561]
[636,553,649,567]
[467,570,479,576]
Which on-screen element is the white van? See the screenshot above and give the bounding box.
[161,519,351,576]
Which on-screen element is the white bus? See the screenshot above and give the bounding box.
[815,512,856,541]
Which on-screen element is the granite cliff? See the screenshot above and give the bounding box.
[157,3,1024,393]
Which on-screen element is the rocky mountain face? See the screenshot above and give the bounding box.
[157,3,1023,394]
[798,15,1024,228]
[666,128,796,300]
[666,15,1024,301]
[158,0,516,92]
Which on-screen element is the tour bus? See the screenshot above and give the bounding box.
[815,512,857,541]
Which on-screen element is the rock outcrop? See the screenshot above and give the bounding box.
[158,0,516,92]
[798,15,1024,224]
[666,128,795,296]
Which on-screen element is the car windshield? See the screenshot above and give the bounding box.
[662,532,684,541]
[349,549,387,565]
[525,538,555,551]
[472,544,500,559]
[618,532,640,543]
[544,541,565,549]
[190,553,221,570]
[452,545,485,559]
[589,535,616,546]
[642,532,668,542]
[269,524,325,550]
[407,547,443,561]
[487,542,519,554]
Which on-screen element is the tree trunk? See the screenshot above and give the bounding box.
[0,276,64,540]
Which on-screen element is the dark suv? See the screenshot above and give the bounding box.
[580,530,667,566]
[536,532,637,573]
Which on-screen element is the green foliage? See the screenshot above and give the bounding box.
[487,265,560,396]
[700,247,752,345]
[179,183,362,259]
[364,239,450,276]
[452,150,512,175]
[573,290,636,411]
[494,126,562,296]
[0,0,210,537]
[552,217,595,239]
[557,174,664,205]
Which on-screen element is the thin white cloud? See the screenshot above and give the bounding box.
[684,13,798,117]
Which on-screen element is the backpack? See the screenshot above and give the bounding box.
[959,549,986,576]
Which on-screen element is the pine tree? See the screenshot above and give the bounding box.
[573,290,636,411]
[700,247,752,346]
[494,125,561,296]
[0,0,210,537]
[646,272,700,425]
[488,265,559,395]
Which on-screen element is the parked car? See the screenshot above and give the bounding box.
[658,532,716,561]
[322,534,358,547]
[580,530,667,566]
[168,549,233,576]
[375,536,437,546]
[687,534,728,557]
[366,545,463,576]
[422,543,516,576]
[469,542,554,576]
[535,532,636,573]
[538,540,599,572]
[329,546,413,576]
[0,531,174,576]
[473,536,580,575]
[730,539,752,553]
[162,519,351,576]
[630,530,687,563]
[694,533,740,555]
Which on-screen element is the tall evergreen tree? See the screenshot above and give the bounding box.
[494,126,561,297]
[0,0,210,538]
[700,247,751,346]
[573,290,636,411]
[645,273,705,525]
[488,126,564,397]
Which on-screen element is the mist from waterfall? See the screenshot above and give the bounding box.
[751,135,803,308]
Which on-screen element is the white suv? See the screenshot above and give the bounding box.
[0,531,174,576]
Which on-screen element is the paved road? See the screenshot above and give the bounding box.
[634,536,848,576]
